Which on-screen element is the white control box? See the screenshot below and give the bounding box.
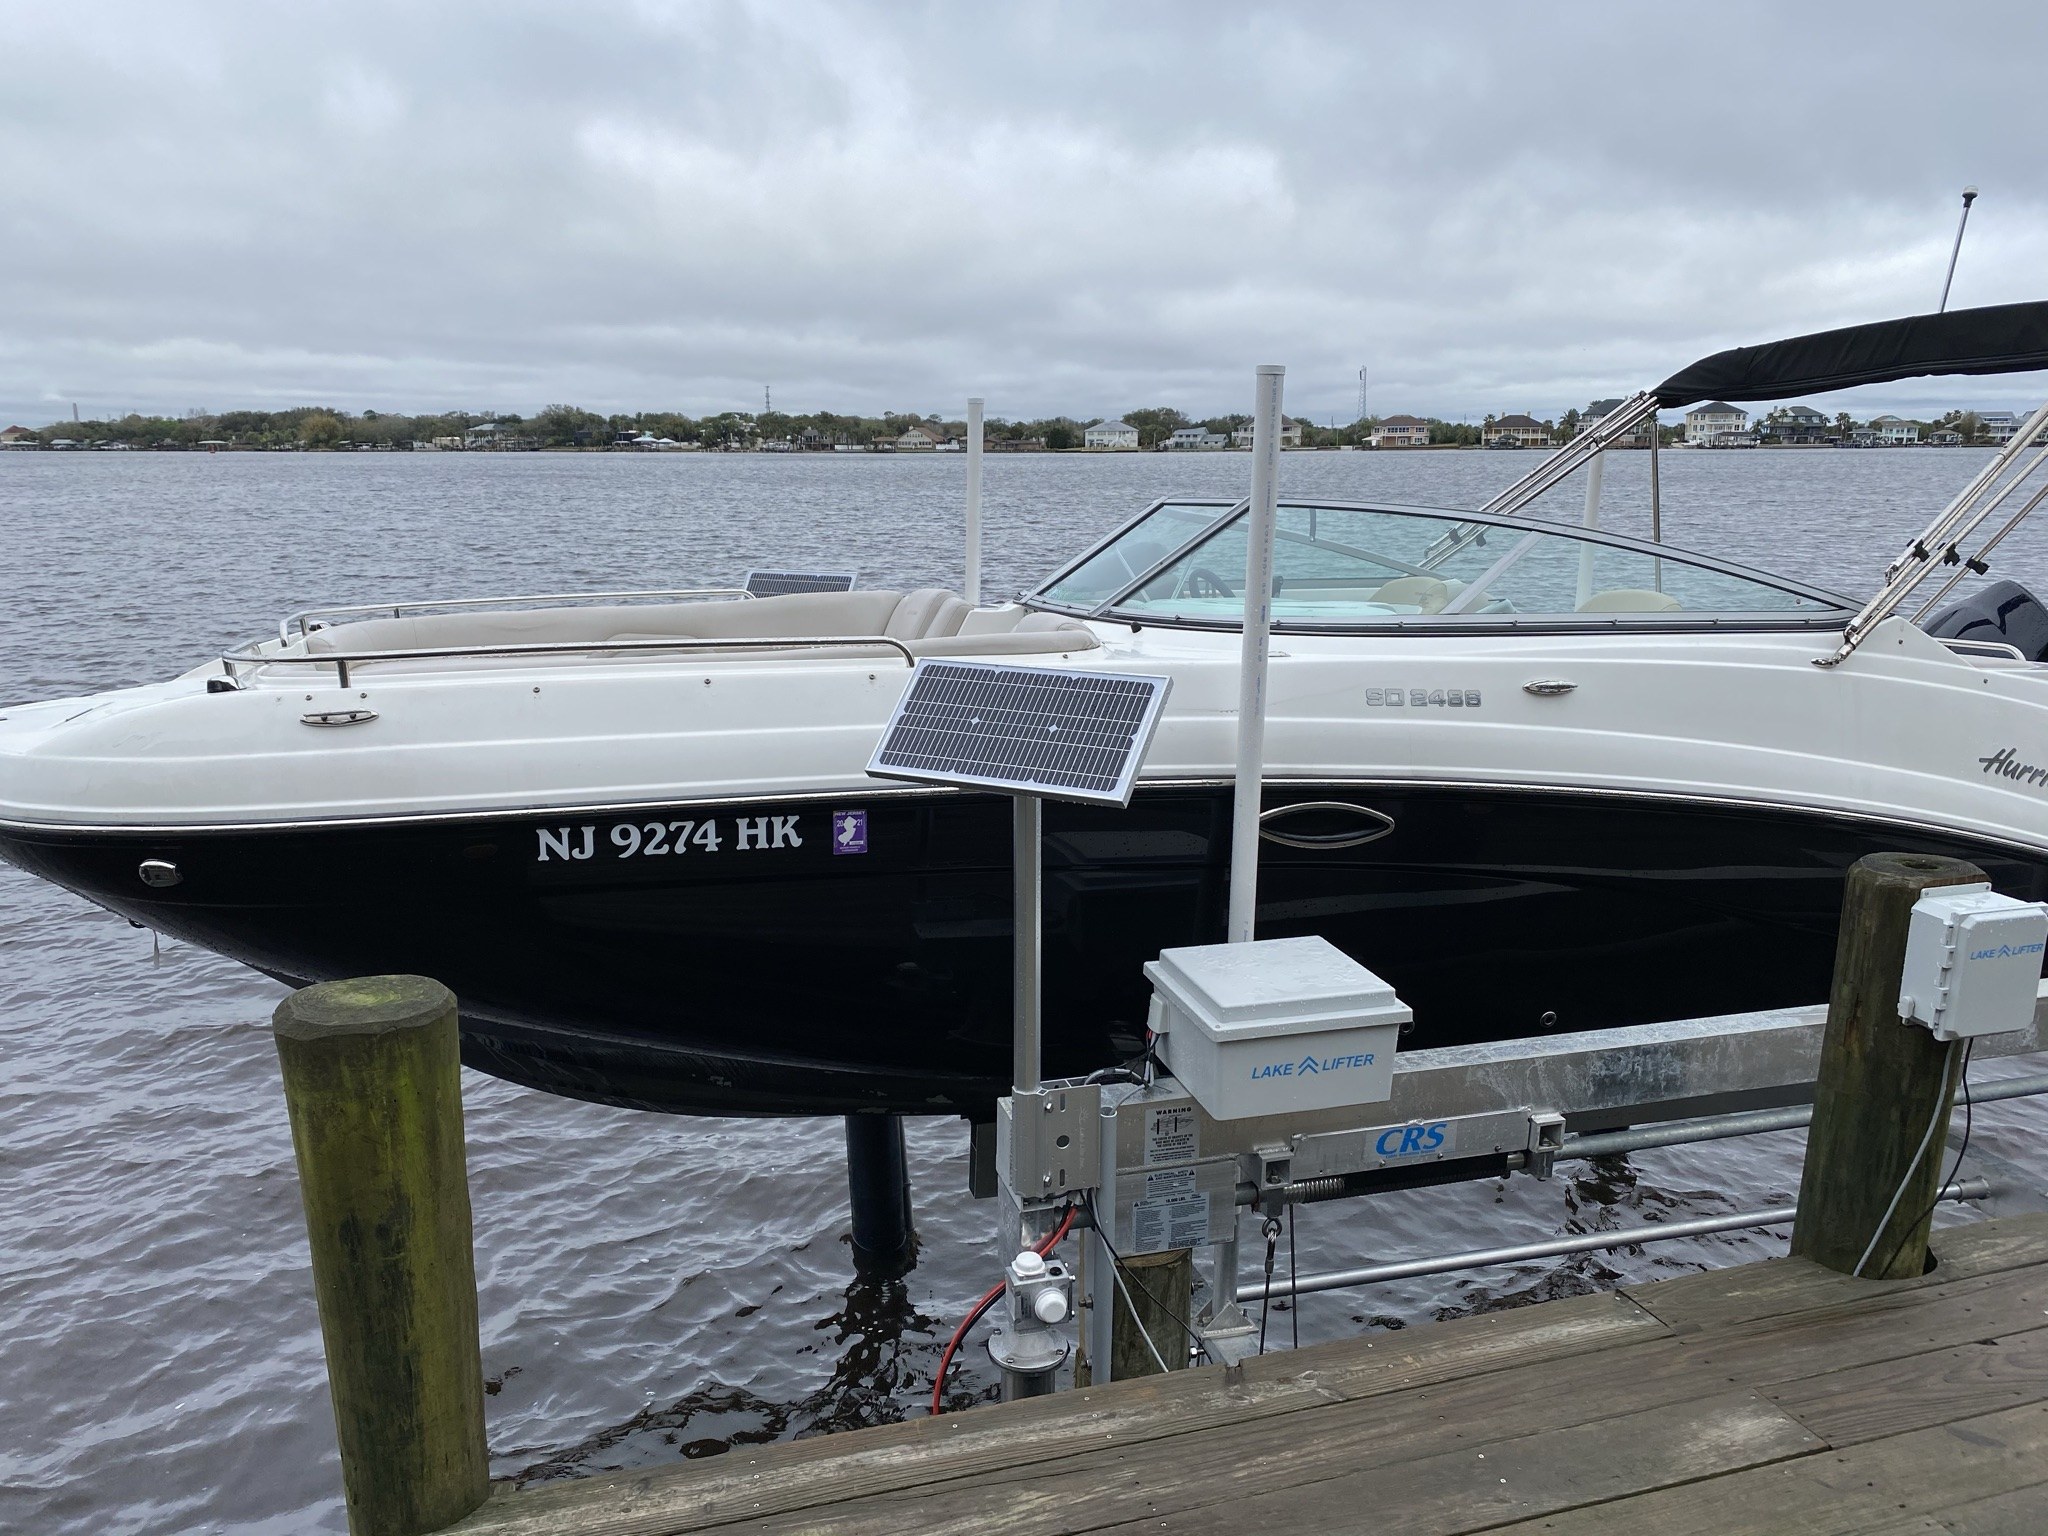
[1145,935,1408,1120]
[1898,882,2048,1042]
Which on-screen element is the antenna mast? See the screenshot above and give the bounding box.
[1939,187,1978,313]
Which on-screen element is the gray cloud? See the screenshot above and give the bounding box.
[3,1,2045,426]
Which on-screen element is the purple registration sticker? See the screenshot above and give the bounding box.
[832,809,869,855]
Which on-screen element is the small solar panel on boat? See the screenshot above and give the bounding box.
[866,660,1171,806]
[745,570,858,597]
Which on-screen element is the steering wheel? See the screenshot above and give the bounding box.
[1183,566,1234,598]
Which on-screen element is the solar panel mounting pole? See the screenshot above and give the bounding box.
[1012,793,1042,1096]
[966,398,985,606]
[1228,365,1285,944]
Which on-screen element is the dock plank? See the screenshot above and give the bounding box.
[451,1292,1662,1536]
[447,1217,2048,1536]
[1765,1326,2048,1445]
[1623,1213,2048,1334]
[734,1264,2048,1536]
[1081,1391,1820,1536]
[1488,1402,2048,1536]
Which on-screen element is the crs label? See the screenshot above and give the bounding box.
[1372,1120,1454,1161]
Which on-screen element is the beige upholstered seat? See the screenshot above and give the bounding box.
[300,589,1097,666]
[1577,589,1682,613]
[1370,576,1453,614]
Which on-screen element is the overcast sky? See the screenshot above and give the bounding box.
[4,2,2045,428]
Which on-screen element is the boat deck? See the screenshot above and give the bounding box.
[450,1213,2048,1536]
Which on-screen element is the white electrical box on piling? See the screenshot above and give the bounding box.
[1899,883,2048,1041]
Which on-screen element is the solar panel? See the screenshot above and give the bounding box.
[866,660,1172,806]
[745,569,858,598]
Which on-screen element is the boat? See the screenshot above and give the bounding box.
[6,303,2048,1118]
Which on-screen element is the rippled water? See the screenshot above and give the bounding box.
[5,447,2048,1534]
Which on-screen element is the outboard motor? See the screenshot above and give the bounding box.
[1924,579,2048,661]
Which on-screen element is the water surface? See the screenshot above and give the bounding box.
[4,447,2045,1534]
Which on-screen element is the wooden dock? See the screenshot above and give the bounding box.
[447,1213,2048,1536]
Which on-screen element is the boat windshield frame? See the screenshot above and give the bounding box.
[1024,496,1859,636]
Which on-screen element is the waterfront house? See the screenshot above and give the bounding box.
[1762,404,1830,444]
[1371,414,1430,448]
[0,425,36,447]
[1167,426,1229,450]
[1870,415,1921,446]
[1930,429,1964,446]
[1484,414,1550,449]
[895,423,947,451]
[1980,410,2021,444]
[1230,417,1305,448]
[1684,401,1749,445]
[1578,398,1655,447]
[1084,419,1140,450]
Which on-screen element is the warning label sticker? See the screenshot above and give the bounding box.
[1143,1103,1199,1166]
[1132,1166,1210,1252]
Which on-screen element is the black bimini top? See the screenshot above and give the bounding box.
[1656,300,2048,409]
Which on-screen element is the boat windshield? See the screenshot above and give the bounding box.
[1034,502,1847,626]
[1035,502,1229,607]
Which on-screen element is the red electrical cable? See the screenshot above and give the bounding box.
[929,1204,1075,1416]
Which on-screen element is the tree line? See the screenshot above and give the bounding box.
[16,401,2002,452]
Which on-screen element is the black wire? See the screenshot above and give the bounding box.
[1082,1192,1208,1364]
[1876,1040,1976,1279]
[1257,1222,1278,1356]
[1287,1202,1299,1351]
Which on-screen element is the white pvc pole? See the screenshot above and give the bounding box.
[965,397,985,606]
[1227,365,1285,945]
[1575,448,1604,612]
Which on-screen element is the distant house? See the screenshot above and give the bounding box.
[1870,415,1921,446]
[1371,414,1429,448]
[1167,426,1229,450]
[0,425,36,447]
[896,423,948,451]
[1684,401,1749,445]
[1084,419,1140,450]
[1484,414,1549,449]
[1578,398,1654,447]
[1979,410,2021,444]
[1762,405,1830,444]
[1929,429,1964,446]
[1229,416,1305,448]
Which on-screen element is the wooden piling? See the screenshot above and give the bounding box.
[1792,852,1985,1280]
[1110,1247,1194,1379]
[273,976,489,1536]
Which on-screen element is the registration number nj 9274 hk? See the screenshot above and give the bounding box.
[534,814,804,862]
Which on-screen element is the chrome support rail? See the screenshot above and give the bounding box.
[225,632,917,689]
[1419,391,1662,570]
[1820,399,2048,667]
[1237,1178,1990,1302]
[280,587,753,644]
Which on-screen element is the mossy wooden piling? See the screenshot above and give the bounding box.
[275,975,489,1536]
[1109,1246,1193,1380]
[1792,851,1985,1279]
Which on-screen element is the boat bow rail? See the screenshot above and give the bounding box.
[223,632,920,690]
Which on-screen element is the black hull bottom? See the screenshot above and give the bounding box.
[7,784,2043,1116]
